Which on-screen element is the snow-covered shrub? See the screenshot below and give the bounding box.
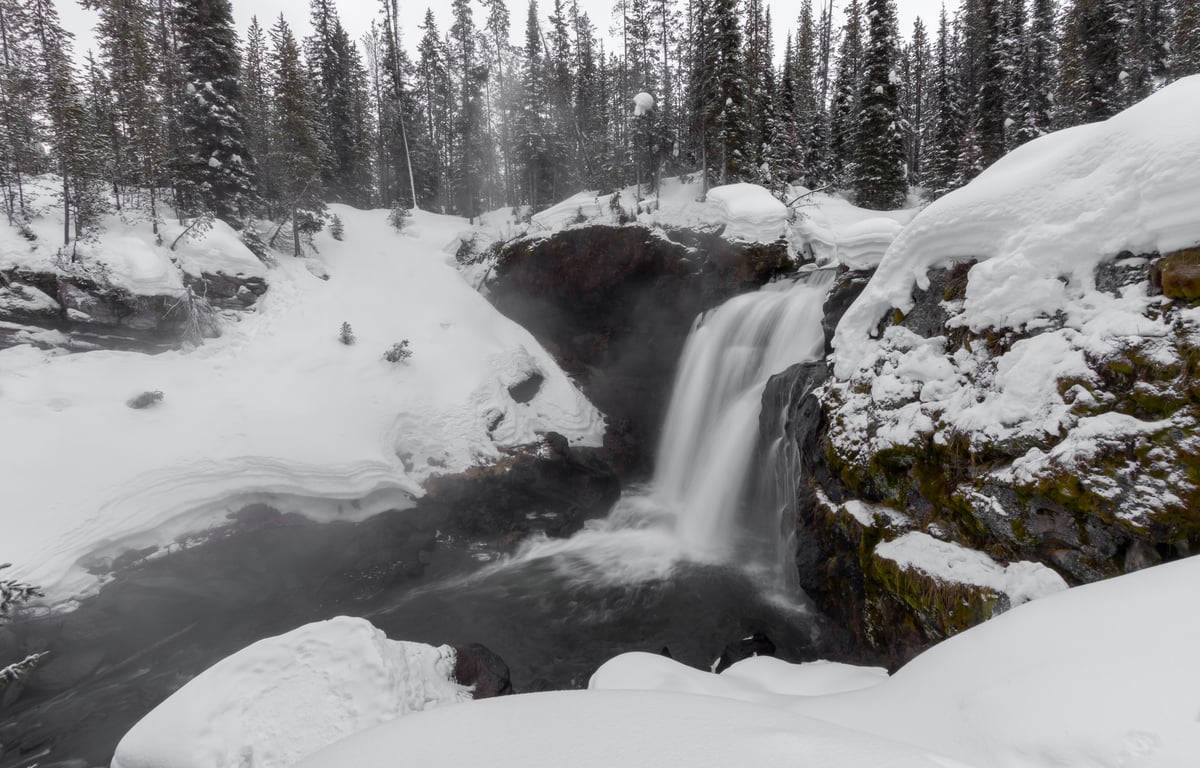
[572,206,588,225]
[455,234,480,265]
[1,563,45,692]
[383,340,411,363]
[388,205,411,233]
[330,214,344,241]
[127,390,164,409]
[339,321,355,345]
[240,224,271,264]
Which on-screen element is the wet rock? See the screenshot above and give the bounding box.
[488,224,792,476]
[183,272,268,310]
[1150,247,1200,300]
[507,371,544,403]
[714,632,776,673]
[452,643,513,698]
[821,268,872,354]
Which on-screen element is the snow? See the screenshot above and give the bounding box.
[632,91,654,116]
[835,75,1200,375]
[0,203,604,602]
[486,175,915,267]
[874,531,1068,607]
[288,556,1200,768]
[111,617,469,768]
[296,689,962,768]
[704,182,787,242]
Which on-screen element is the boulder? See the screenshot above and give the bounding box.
[714,632,776,673]
[452,643,513,698]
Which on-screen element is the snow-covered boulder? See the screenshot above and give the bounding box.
[704,183,787,243]
[111,617,470,768]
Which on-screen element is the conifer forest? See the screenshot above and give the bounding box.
[0,0,1197,243]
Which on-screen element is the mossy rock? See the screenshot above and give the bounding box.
[1151,247,1200,301]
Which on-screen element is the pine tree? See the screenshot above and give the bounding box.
[828,0,864,188]
[268,15,324,255]
[688,0,750,188]
[0,0,39,222]
[854,0,907,209]
[1121,0,1170,100]
[175,0,256,223]
[516,0,551,208]
[923,4,966,199]
[901,17,931,186]
[1014,0,1055,144]
[415,9,450,211]
[243,17,274,216]
[450,0,487,220]
[1059,0,1124,122]
[1174,0,1200,77]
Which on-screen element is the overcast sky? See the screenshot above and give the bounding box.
[60,0,948,68]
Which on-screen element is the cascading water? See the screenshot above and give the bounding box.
[654,268,835,574]
[495,267,835,586]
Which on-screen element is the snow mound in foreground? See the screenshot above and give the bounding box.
[0,205,605,601]
[835,74,1200,375]
[112,617,469,768]
[788,554,1200,768]
[295,689,962,768]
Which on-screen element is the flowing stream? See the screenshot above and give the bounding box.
[1,268,840,768]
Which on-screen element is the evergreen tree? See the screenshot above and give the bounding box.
[516,0,552,207]
[243,16,274,216]
[415,9,451,211]
[828,0,864,187]
[1059,0,1124,122]
[854,0,907,209]
[1121,0,1170,101]
[449,0,487,220]
[688,0,750,188]
[0,0,39,222]
[175,0,256,223]
[901,17,931,186]
[1174,0,1200,77]
[268,15,324,255]
[923,4,966,198]
[1014,0,1055,144]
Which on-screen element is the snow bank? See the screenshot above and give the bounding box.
[0,204,605,601]
[111,617,469,768]
[705,183,787,242]
[874,531,1068,607]
[296,688,962,768]
[787,555,1200,768]
[792,191,914,268]
[835,75,1200,375]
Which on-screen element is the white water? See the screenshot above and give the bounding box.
[655,269,835,568]
[496,269,835,585]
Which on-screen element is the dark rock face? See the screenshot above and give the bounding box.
[452,643,513,698]
[821,268,872,354]
[422,433,621,538]
[0,267,266,353]
[488,225,792,476]
[714,632,777,673]
[506,371,545,404]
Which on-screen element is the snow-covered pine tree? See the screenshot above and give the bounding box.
[1059,0,1124,123]
[572,4,606,189]
[516,0,552,208]
[175,0,256,224]
[0,0,40,223]
[828,0,864,189]
[1120,0,1170,103]
[853,0,907,209]
[84,0,166,227]
[999,0,1027,151]
[922,4,966,199]
[970,0,1007,170]
[796,0,829,188]
[243,17,274,217]
[688,0,750,188]
[267,15,324,256]
[548,0,577,199]
[449,0,487,221]
[1013,0,1055,145]
[900,17,930,187]
[415,9,450,212]
[480,0,514,208]
[1174,0,1200,77]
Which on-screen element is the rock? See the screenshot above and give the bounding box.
[452,643,513,698]
[821,268,872,354]
[507,371,544,403]
[1151,247,1200,300]
[489,224,792,476]
[714,632,776,673]
[183,272,269,310]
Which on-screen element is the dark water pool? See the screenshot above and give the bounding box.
[0,501,842,768]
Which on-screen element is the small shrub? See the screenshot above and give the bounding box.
[571,206,588,225]
[383,340,412,363]
[240,224,271,264]
[455,233,480,265]
[388,205,411,232]
[330,214,344,241]
[127,390,164,409]
[339,321,355,345]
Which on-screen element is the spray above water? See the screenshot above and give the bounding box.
[497,269,835,585]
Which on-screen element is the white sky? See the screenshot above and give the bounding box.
[60,0,947,68]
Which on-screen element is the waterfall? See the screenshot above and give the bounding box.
[654,269,835,571]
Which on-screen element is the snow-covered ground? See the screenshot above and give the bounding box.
[111,617,468,768]
[0,201,604,602]
[473,174,917,270]
[116,552,1193,768]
